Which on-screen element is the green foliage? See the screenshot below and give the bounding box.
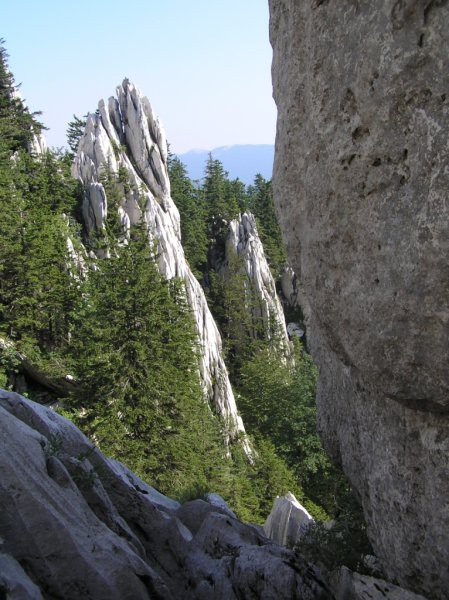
[237,337,372,557]
[168,154,208,277]
[237,339,329,492]
[207,248,265,379]
[68,219,230,499]
[247,175,286,279]
[0,150,80,353]
[0,42,83,388]
[297,497,373,573]
[66,114,87,155]
[203,155,240,241]
[0,39,44,154]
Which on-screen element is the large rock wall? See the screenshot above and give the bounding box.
[269,1,449,598]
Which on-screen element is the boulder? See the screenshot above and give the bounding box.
[0,389,333,599]
[264,492,314,546]
[331,566,428,600]
[0,554,43,600]
[269,1,449,597]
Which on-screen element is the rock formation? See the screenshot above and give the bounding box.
[264,492,314,547]
[0,389,332,599]
[72,80,247,443]
[331,567,428,600]
[224,212,290,349]
[269,1,449,597]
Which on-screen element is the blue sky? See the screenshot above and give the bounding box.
[2,0,275,153]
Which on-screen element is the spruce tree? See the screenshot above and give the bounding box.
[66,114,87,155]
[70,219,231,498]
[0,39,43,153]
[203,155,239,241]
[168,155,208,278]
[247,175,286,279]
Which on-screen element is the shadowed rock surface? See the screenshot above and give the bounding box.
[269,1,449,597]
[0,389,333,599]
[331,567,428,600]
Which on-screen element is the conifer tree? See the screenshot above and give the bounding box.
[66,114,87,155]
[0,39,43,153]
[69,219,232,498]
[168,155,208,277]
[203,155,239,241]
[247,175,286,278]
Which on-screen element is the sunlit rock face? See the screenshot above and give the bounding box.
[27,131,47,155]
[264,492,313,547]
[225,212,290,349]
[269,1,449,597]
[72,80,246,442]
[0,390,333,600]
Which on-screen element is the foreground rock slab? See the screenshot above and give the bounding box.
[269,1,449,597]
[0,390,332,599]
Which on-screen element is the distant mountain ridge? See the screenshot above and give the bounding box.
[177,144,274,185]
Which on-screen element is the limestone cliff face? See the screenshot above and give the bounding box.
[224,213,290,349]
[269,1,449,597]
[72,80,246,441]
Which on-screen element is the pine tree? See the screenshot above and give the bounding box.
[0,43,82,385]
[247,174,286,279]
[168,155,208,278]
[207,246,267,380]
[69,219,233,498]
[203,155,239,241]
[0,39,43,153]
[66,114,87,155]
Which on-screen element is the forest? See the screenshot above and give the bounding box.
[0,41,370,569]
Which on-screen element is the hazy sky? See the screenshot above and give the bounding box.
[2,0,276,153]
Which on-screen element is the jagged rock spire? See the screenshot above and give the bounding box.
[72,80,248,446]
[225,213,290,350]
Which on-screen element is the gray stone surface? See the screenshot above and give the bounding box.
[0,389,333,599]
[224,212,290,350]
[0,554,43,600]
[269,1,449,597]
[264,492,314,546]
[331,566,428,600]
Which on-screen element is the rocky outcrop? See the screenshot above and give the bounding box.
[0,554,43,600]
[72,80,246,443]
[27,131,47,156]
[281,265,300,308]
[264,492,313,547]
[331,567,428,600]
[0,336,76,397]
[224,212,290,348]
[269,1,449,597]
[0,389,332,599]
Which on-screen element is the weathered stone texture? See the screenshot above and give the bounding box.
[225,212,290,348]
[0,390,332,599]
[264,492,314,546]
[269,1,449,597]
